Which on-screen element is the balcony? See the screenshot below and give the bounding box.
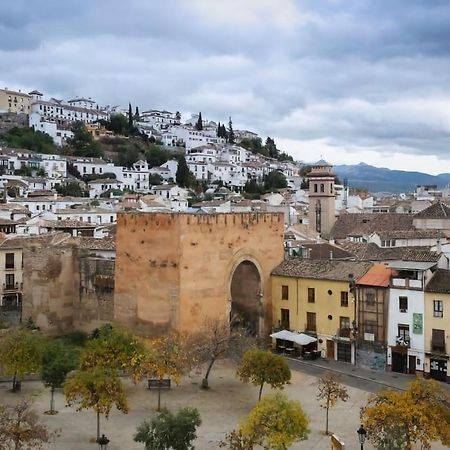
[431,341,446,354]
[391,278,422,289]
[2,282,22,293]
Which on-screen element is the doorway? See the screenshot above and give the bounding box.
[408,355,416,375]
[326,340,334,359]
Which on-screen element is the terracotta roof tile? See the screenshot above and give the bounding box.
[425,269,450,293]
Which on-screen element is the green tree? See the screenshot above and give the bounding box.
[236,348,291,401]
[316,372,349,435]
[104,113,129,135]
[149,173,163,185]
[146,145,171,168]
[265,137,278,159]
[1,126,57,154]
[118,146,140,168]
[0,329,43,392]
[128,103,133,130]
[264,171,287,191]
[135,106,140,122]
[195,112,203,131]
[243,178,264,196]
[219,429,254,450]
[41,340,79,414]
[362,378,450,450]
[134,407,201,450]
[55,181,87,197]
[175,111,181,121]
[227,117,235,144]
[64,368,128,441]
[240,392,310,450]
[66,121,102,157]
[216,122,221,137]
[176,156,195,188]
[0,398,58,449]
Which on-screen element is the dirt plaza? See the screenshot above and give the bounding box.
[0,360,447,450]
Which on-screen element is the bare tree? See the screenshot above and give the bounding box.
[0,398,58,449]
[317,372,349,435]
[190,315,253,389]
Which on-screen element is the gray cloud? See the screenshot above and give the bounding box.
[2,0,450,171]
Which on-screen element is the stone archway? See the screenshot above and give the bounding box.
[230,260,262,336]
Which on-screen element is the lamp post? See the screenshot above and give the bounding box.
[357,424,367,450]
[97,434,109,450]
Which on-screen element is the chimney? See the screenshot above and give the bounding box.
[329,251,333,260]
[436,234,442,254]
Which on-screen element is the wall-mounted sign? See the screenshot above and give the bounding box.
[413,313,423,335]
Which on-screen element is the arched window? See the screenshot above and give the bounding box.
[320,184,325,193]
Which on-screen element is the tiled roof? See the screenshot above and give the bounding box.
[41,219,96,229]
[336,242,440,262]
[330,213,414,240]
[72,237,115,251]
[414,201,450,219]
[357,264,393,287]
[0,233,70,249]
[425,269,450,293]
[272,259,372,282]
[375,229,442,239]
[302,243,354,260]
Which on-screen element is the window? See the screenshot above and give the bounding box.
[281,309,290,329]
[364,320,376,335]
[281,285,289,300]
[399,296,408,312]
[340,316,351,337]
[306,312,316,332]
[341,291,349,307]
[314,183,318,193]
[398,324,410,342]
[433,300,443,318]
[431,329,445,352]
[320,183,324,193]
[308,288,315,303]
[5,274,15,288]
[5,253,14,269]
[365,291,375,307]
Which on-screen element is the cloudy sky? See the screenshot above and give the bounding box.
[2,0,450,174]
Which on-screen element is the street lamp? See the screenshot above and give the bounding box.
[97,434,109,450]
[357,424,367,450]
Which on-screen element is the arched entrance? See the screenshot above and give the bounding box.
[230,260,262,336]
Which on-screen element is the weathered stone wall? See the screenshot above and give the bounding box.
[114,213,285,336]
[22,244,78,332]
[23,244,115,333]
[74,256,115,332]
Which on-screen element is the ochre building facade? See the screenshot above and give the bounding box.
[114,212,285,336]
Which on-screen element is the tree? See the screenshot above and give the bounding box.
[240,392,310,450]
[219,429,254,450]
[81,324,148,383]
[146,145,171,168]
[104,113,129,136]
[227,117,235,144]
[175,111,181,121]
[55,181,87,197]
[195,112,203,131]
[41,340,79,414]
[176,155,195,189]
[264,171,287,191]
[0,399,58,450]
[118,146,140,168]
[265,137,278,159]
[0,329,43,392]
[64,368,128,440]
[66,121,102,157]
[362,378,450,450]
[149,173,163,186]
[134,407,201,450]
[243,178,264,196]
[128,103,133,130]
[1,126,57,154]
[236,348,291,401]
[144,333,191,411]
[316,372,349,435]
[135,106,140,122]
[216,122,221,137]
[191,316,245,389]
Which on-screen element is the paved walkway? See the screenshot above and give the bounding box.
[286,355,450,392]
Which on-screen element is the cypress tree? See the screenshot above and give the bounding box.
[227,117,235,144]
[195,112,203,131]
[128,103,133,130]
[176,155,191,188]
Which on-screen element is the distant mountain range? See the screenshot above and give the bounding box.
[333,163,450,193]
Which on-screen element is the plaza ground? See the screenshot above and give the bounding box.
[0,359,448,450]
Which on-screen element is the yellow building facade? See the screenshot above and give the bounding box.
[272,260,372,363]
[424,269,450,382]
[0,89,31,114]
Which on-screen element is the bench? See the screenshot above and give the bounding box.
[148,378,171,390]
